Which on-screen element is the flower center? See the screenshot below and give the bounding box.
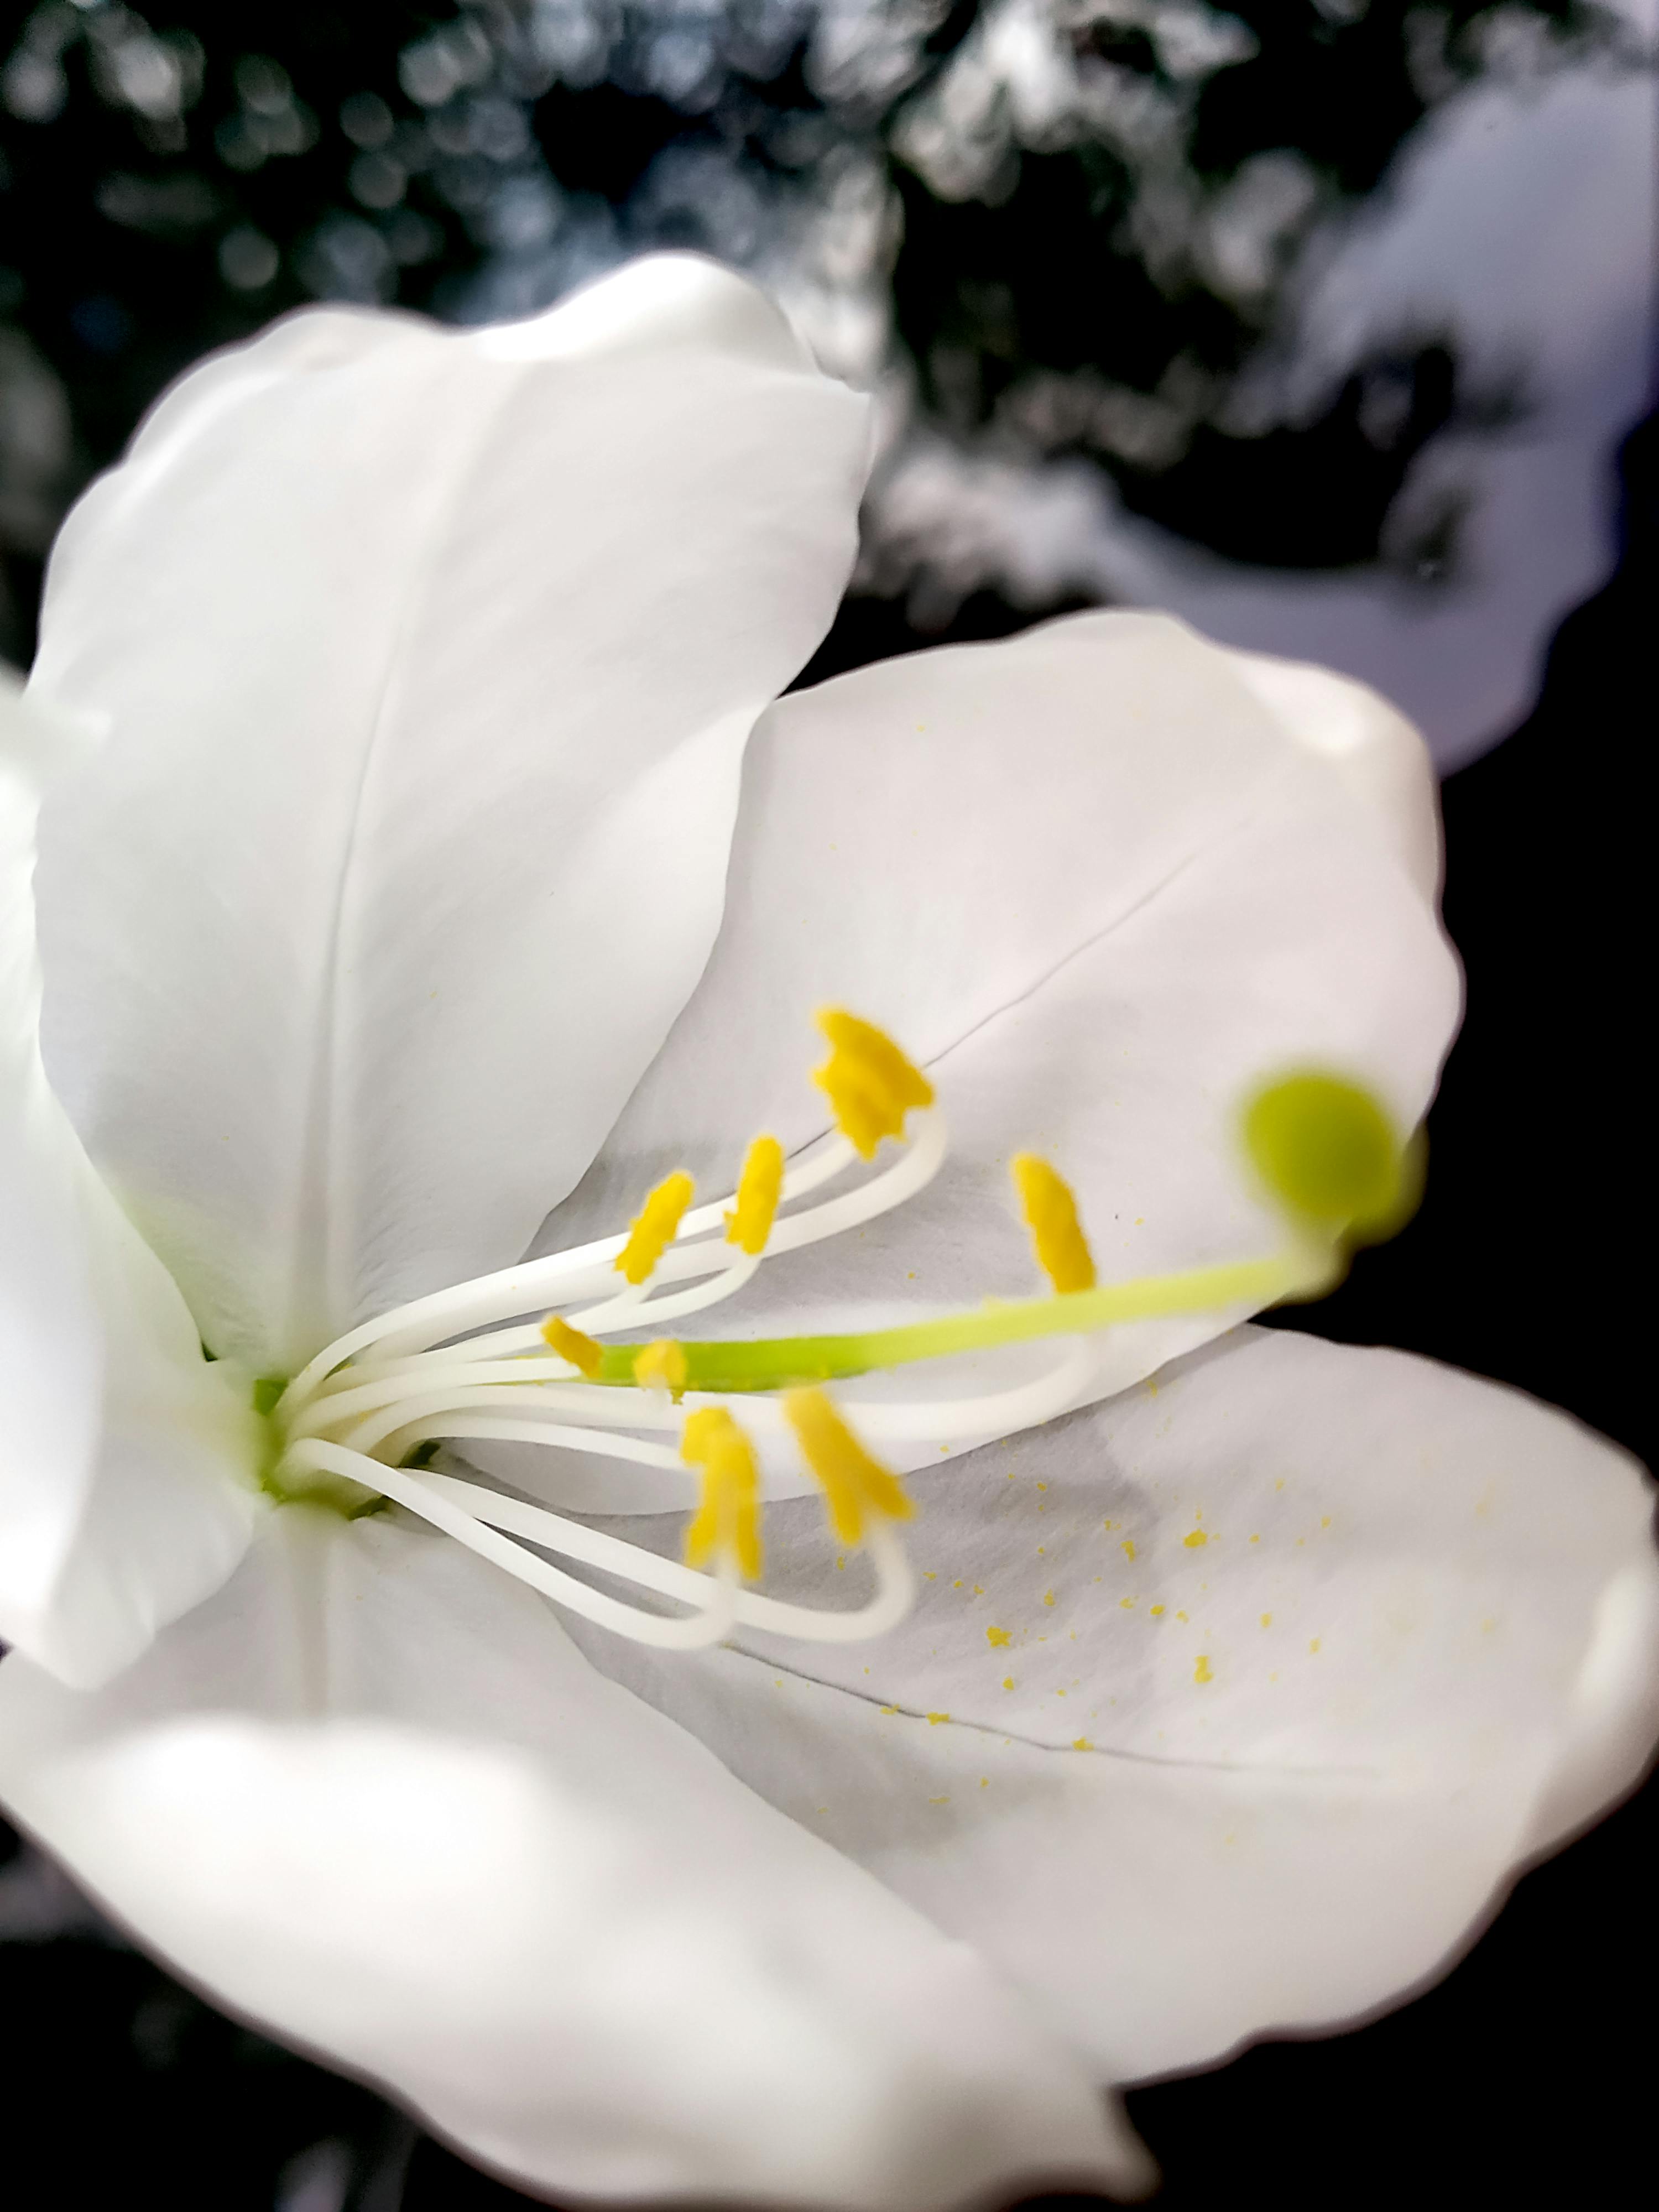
[264,1011,1406,1655]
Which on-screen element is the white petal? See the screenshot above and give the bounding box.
[497,612,1458,1500]
[572,1327,1659,2083]
[0,1508,1148,2210]
[1219,646,1443,900]
[1,675,260,1687]
[29,254,870,1370]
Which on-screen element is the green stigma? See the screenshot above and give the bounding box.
[1243,1072,1420,1241]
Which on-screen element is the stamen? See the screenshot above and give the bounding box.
[784,1387,915,1546]
[260,1019,1415,1670]
[1012,1153,1097,1293]
[633,1339,689,1395]
[726,1134,785,1254]
[541,1315,602,1376]
[615,1170,696,1284]
[813,1007,935,1158]
[281,1439,737,1650]
[681,1408,764,1580]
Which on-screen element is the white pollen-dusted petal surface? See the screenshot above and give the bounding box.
[29,254,869,1371]
[0,1510,1149,2211]
[0,675,261,1688]
[487,612,1457,1506]
[573,1328,1659,2083]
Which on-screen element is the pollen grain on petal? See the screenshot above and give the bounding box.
[725,1133,785,1254]
[681,1406,763,1581]
[784,1385,914,1545]
[1011,1153,1097,1293]
[617,1170,695,1284]
[986,1624,1013,1647]
[541,1314,602,1377]
[812,1008,934,1159]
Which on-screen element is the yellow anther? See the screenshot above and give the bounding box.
[615,1170,695,1285]
[812,1008,934,1159]
[1010,1154,1096,1293]
[681,1407,763,1582]
[784,1386,915,1545]
[633,1338,689,1396]
[540,1314,602,1377]
[725,1133,785,1255]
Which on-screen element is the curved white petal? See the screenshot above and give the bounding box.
[492,611,1458,1501]
[571,1327,1659,2083]
[1219,646,1443,900]
[29,254,870,1371]
[1,675,260,1688]
[0,1508,1149,2210]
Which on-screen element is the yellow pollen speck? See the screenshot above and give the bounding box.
[1011,1153,1097,1292]
[836,1555,846,1571]
[1120,1597,1135,1610]
[724,1133,785,1254]
[1036,1481,1048,1493]
[979,1776,989,1788]
[616,1170,695,1284]
[1275,1478,1285,1491]
[1193,1654,1213,1684]
[680,1407,763,1580]
[1249,1533,1260,1543]
[1121,1539,1136,1562]
[973,1584,984,1595]
[633,1338,688,1395]
[1183,1530,1208,1550]
[928,1795,950,1805]
[1072,1736,1093,1751]
[1002,1675,1015,1690]
[926,1712,950,1726]
[952,1579,963,1589]
[1321,1515,1332,1528]
[1037,1546,1046,1556]
[785,1387,914,1545]
[1149,1604,1165,1617]
[1042,1589,1056,1607]
[987,1625,1013,1647]
[923,1571,936,1580]
[1309,1637,1322,1653]
[879,1704,899,1715]
[812,1008,934,1157]
[1260,1613,1272,1627]
[1055,1687,1066,1697]
[1176,1610,1190,1623]
[540,1314,602,1376]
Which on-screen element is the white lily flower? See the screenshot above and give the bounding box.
[1,253,1655,2209]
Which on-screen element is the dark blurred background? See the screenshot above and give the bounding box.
[1,4,1654,2207]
